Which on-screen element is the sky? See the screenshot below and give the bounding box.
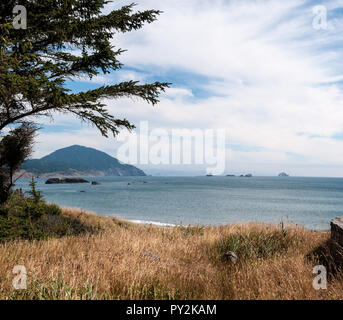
[32,0,343,177]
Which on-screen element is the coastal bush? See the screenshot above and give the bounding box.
[213,227,298,261]
[44,203,62,216]
[177,225,205,237]
[307,239,343,278]
[0,192,98,242]
[34,212,99,238]
[6,192,46,220]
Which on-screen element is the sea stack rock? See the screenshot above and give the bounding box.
[278,172,289,177]
[46,178,89,184]
[45,178,60,184]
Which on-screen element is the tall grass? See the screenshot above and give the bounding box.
[0,207,341,300]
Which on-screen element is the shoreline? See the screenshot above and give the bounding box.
[59,205,330,231]
[15,176,338,232]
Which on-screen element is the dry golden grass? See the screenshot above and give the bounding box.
[0,207,342,300]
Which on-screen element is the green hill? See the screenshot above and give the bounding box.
[22,145,146,177]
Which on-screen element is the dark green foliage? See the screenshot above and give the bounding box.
[0,170,10,204]
[26,177,43,203]
[44,203,62,216]
[0,0,166,200]
[0,0,169,136]
[0,125,36,173]
[6,188,45,220]
[0,124,36,203]
[307,239,343,278]
[0,193,98,242]
[33,211,98,238]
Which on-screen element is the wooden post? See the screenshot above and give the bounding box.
[331,217,343,246]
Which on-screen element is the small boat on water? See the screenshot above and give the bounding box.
[206,173,213,177]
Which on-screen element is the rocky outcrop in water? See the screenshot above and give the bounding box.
[278,172,289,177]
[45,178,89,184]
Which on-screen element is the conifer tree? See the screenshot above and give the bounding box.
[0,0,169,136]
[0,124,36,203]
[0,1,169,202]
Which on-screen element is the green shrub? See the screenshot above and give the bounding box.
[44,203,62,216]
[26,177,43,203]
[213,229,297,262]
[6,193,45,220]
[0,193,99,242]
[177,225,205,237]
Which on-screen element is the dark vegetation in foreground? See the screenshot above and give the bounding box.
[0,180,99,242]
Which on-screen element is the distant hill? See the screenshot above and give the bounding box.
[21,145,146,177]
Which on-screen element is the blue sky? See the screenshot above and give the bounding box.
[34,0,343,177]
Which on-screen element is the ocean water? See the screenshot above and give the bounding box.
[15,176,343,230]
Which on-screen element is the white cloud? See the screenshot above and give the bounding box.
[33,0,343,176]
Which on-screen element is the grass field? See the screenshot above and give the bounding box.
[0,207,341,300]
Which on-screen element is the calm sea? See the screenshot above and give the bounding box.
[15,176,343,230]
